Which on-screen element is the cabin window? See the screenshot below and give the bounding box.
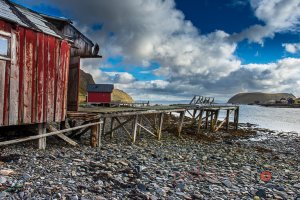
[0,34,10,60]
[0,36,9,57]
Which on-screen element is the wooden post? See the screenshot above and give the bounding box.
[132,115,138,143]
[137,116,143,136]
[205,111,209,129]
[91,123,98,148]
[234,107,239,130]
[110,117,115,139]
[197,109,204,134]
[213,110,219,132]
[210,111,214,132]
[97,119,102,148]
[178,111,185,137]
[102,117,106,135]
[38,123,46,150]
[157,113,164,140]
[226,110,230,131]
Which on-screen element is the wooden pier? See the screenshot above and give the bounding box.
[0,97,239,149]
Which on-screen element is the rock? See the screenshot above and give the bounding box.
[255,189,266,199]
[0,176,7,184]
[222,179,232,188]
[137,183,147,192]
[156,188,166,196]
[0,192,8,198]
[0,169,15,176]
[294,184,300,189]
[274,191,288,199]
[205,177,221,184]
[253,196,260,200]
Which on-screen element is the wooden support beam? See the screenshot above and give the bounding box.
[137,123,156,137]
[214,110,233,132]
[210,111,214,132]
[178,111,185,137]
[110,117,115,139]
[0,122,102,147]
[102,117,106,135]
[132,115,138,143]
[48,125,78,146]
[137,116,143,136]
[234,107,239,130]
[38,123,46,150]
[157,113,164,140]
[104,117,134,136]
[226,110,230,131]
[205,111,209,129]
[115,117,133,139]
[197,110,204,134]
[97,119,102,148]
[91,124,98,148]
[213,110,219,132]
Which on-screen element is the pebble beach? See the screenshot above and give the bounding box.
[0,121,299,200]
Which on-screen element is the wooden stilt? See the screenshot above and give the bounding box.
[157,113,164,140]
[97,119,102,148]
[132,115,138,143]
[48,125,78,146]
[102,117,106,135]
[38,123,46,150]
[110,117,115,139]
[213,110,219,132]
[178,111,185,137]
[91,123,98,148]
[197,109,204,134]
[205,111,209,129]
[210,111,214,132]
[226,110,230,131]
[137,116,143,136]
[234,107,239,130]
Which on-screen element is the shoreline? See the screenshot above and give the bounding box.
[0,122,299,199]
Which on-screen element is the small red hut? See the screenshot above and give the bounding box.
[87,84,114,104]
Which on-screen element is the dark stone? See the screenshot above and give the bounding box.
[137,183,147,192]
[255,189,267,199]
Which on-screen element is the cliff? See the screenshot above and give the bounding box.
[79,69,134,104]
[227,92,295,104]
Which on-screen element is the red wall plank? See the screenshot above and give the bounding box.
[23,30,35,124]
[46,36,56,122]
[0,60,6,126]
[61,41,70,120]
[88,93,112,103]
[54,40,62,122]
[36,33,44,123]
[18,27,25,124]
[9,31,19,125]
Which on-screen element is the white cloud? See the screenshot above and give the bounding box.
[19,0,300,100]
[283,43,300,53]
[232,0,300,43]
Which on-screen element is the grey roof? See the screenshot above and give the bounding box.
[0,0,61,38]
[87,84,114,93]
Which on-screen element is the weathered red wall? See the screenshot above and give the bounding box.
[0,19,70,127]
[88,92,111,103]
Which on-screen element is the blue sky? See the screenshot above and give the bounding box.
[13,0,300,101]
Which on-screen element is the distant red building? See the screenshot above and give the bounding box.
[87,84,114,104]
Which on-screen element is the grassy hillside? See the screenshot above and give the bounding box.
[228,92,295,104]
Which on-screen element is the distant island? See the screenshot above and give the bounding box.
[228,92,296,105]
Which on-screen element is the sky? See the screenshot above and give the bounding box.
[12,0,300,102]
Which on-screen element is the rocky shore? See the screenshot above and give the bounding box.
[0,122,299,200]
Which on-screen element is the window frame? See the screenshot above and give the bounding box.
[0,30,11,61]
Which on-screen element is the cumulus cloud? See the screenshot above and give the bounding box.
[18,0,300,100]
[231,0,300,43]
[283,43,300,53]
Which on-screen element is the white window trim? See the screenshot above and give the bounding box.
[0,30,11,61]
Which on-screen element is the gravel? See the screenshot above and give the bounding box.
[0,121,299,199]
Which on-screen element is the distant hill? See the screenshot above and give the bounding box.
[79,69,134,104]
[228,92,296,104]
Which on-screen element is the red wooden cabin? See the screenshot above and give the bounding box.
[0,0,99,127]
[87,84,114,104]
